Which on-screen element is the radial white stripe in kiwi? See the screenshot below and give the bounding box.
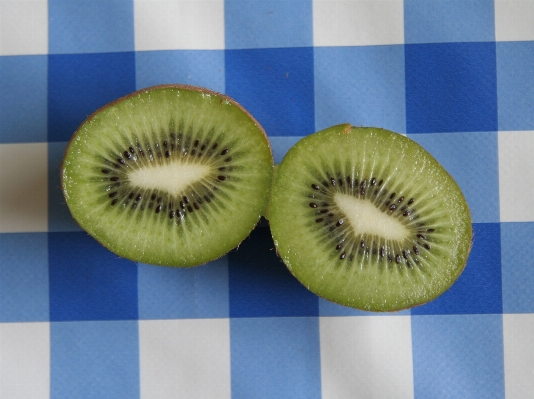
[128,162,211,197]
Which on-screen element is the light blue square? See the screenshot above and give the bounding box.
[135,50,225,93]
[269,137,301,164]
[230,317,321,399]
[408,132,499,223]
[48,142,83,232]
[319,298,410,316]
[412,314,505,399]
[0,233,49,322]
[138,257,229,319]
[48,0,134,54]
[497,41,534,131]
[314,45,406,134]
[404,0,495,44]
[51,320,140,399]
[501,222,534,313]
[225,0,313,49]
[0,55,47,143]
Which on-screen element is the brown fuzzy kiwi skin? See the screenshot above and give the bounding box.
[60,84,274,267]
[268,124,473,312]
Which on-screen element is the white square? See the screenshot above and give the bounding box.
[313,0,404,47]
[0,322,50,399]
[498,131,534,222]
[0,0,48,56]
[495,0,534,42]
[503,314,534,399]
[320,316,414,399]
[0,143,48,233]
[139,319,231,399]
[134,0,225,51]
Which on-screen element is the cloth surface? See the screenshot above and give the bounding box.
[1,1,534,398]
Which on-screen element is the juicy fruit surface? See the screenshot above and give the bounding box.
[62,86,273,266]
[269,125,472,312]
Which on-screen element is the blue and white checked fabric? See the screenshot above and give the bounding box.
[1,1,534,398]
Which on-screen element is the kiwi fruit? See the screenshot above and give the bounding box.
[61,84,273,267]
[268,124,472,312]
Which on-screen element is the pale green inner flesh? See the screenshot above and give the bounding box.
[62,87,273,267]
[128,162,211,197]
[335,193,409,241]
[270,126,472,312]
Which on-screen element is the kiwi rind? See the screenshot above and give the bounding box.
[268,124,472,312]
[61,84,273,267]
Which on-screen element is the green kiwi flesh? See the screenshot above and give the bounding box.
[269,125,472,312]
[62,85,273,267]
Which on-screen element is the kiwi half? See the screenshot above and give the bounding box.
[61,85,273,267]
[268,125,472,312]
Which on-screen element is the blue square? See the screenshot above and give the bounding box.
[229,226,318,318]
[314,45,406,134]
[48,52,136,142]
[412,223,502,315]
[412,314,504,399]
[501,222,534,313]
[51,320,139,399]
[136,50,225,93]
[225,47,315,137]
[230,317,321,399]
[497,41,534,131]
[405,42,498,133]
[0,233,49,322]
[48,232,138,321]
[404,0,495,44]
[138,257,229,319]
[0,55,47,143]
[408,131,499,223]
[225,0,313,49]
[48,142,83,232]
[48,0,134,54]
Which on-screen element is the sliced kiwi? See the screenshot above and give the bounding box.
[61,85,273,267]
[268,125,472,312]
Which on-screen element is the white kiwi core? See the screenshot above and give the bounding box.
[335,193,409,240]
[128,162,211,197]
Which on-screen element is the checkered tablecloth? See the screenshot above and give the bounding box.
[1,1,534,398]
